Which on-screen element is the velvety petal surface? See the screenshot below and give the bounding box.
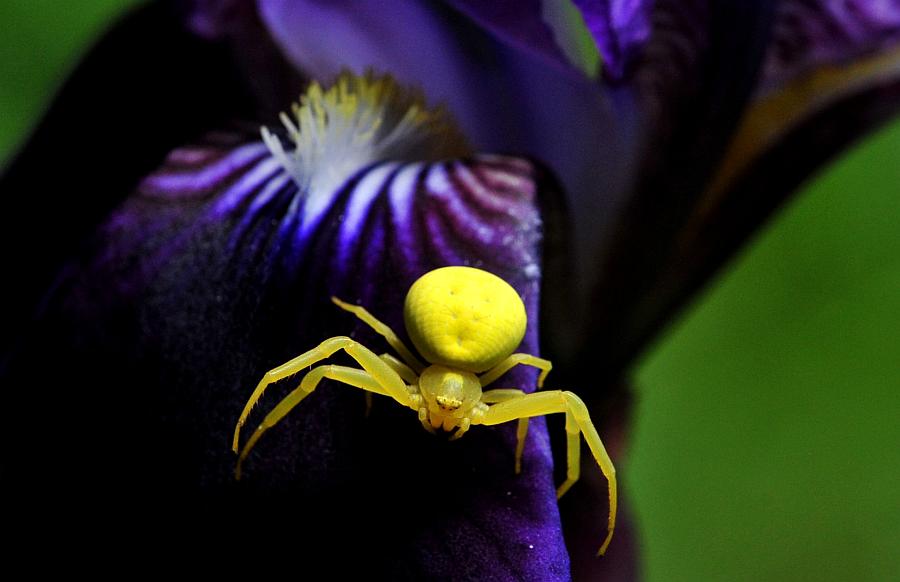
[761,0,900,91]
[571,0,654,80]
[1,130,583,579]
[582,0,777,374]
[181,0,249,38]
[711,0,900,196]
[442,0,574,71]
[0,1,254,361]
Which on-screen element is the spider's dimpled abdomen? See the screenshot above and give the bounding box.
[404,266,526,373]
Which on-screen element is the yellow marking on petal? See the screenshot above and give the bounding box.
[262,71,470,197]
[704,46,900,209]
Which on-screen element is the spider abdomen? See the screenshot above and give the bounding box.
[403,266,526,373]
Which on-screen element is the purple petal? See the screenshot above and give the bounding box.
[180,0,249,38]
[583,0,900,377]
[247,1,640,325]
[181,0,310,120]
[761,0,900,92]
[711,1,900,193]
[571,0,655,80]
[442,0,574,71]
[2,131,587,578]
[692,2,900,289]
[581,1,777,373]
[0,1,254,359]
[652,82,900,355]
[658,4,900,345]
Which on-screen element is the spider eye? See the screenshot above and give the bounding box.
[404,266,526,372]
[435,395,463,411]
[419,365,481,416]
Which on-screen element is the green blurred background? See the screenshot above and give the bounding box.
[2,2,897,580]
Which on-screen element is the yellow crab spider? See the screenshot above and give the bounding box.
[232,266,617,555]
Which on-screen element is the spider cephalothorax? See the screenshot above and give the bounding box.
[232,266,617,555]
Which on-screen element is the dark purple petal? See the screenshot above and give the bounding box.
[180,0,249,38]
[761,0,900,92]
[581,1,778,374]
[187,0,583,74]
[629,1,775,142]
[651,82,900,355]
[0,1,253,360]
[441,0,573,71]
[654,6,900,352]
[583,0,900,378]
[180,0,309,120]
[571,0,654,80]
[1,130,591,578]
[711,1,900,194]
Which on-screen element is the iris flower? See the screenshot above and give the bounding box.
[2,1,900,579]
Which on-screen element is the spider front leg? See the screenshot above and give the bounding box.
[233,336,414,452]
[475,390,617,556]
[448,417,471,441]
[479,353,552,388]
[362,354,419,417]
[379,353,418,383]
[235,364,399,479]
[482,389,529,474]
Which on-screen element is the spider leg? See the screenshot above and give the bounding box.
[361,354,419,417]
[475,390,617,556]
[479,354,552,388]
[482,389,529,474]
[331,297,425,373]
[448,417,471,441]
[236,364,391,479]
[556,409,580,499]
[233,336,414,452]
[417,407,436,434]
[379,353,418,384]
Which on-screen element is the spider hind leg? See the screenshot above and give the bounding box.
[481,388,530,473]
[235,364,391,479]
[476,390,617,556]
[233,337,413,454]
